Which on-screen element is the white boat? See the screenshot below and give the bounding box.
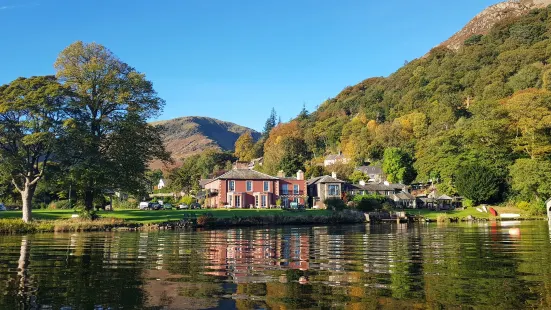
[500,213,521,219]
[476,207,484,213]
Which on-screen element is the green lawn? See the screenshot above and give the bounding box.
[406,206,533,220]
[0,209,333,224]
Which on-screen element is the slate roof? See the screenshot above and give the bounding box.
[391,192,416,200]
[199,179,213,187]
[348,183,400,192]
[325,154,346,161]
[356,165,383,175]
[307,175,345,185]
[214,169,278,181]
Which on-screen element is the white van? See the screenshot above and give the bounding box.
[139,202,149,210]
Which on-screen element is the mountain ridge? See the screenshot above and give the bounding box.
[438,0,551,51]
[151,116,260,168]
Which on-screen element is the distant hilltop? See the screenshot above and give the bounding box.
[150,116,260,169]
[438,0,551,51]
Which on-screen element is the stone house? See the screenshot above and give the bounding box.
[307,173,346,209]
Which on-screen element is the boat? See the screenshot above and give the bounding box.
[500,213,521,219]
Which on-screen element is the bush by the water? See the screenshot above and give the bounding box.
[323,198,347,211]
[352,194,387,212]
[517,200,545,216]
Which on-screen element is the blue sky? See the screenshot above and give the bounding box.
[0,0,498,131]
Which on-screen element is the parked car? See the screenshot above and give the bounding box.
[190,203,201,209]
[223,204,233,209]
[178,204,189,210]
[0,203,6,211]
[139,202,150,210]
[162,203,173,210]
[148,202,161,210]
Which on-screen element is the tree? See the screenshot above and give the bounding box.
[383,148,416,184]
[297,103,309,121]
[262,108,278,139]
[0,76,69,222]
[510,158,551,201]
[349,170,368,184]
[55,41,169,210]
[503,89,551,159]
[454,164,503,204]
[234,131,255,162]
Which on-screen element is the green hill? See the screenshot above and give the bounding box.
[263,3,551,204]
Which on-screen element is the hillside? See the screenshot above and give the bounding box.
[151,116,260,167]
[439,0,551,50]
[258,3,551,203]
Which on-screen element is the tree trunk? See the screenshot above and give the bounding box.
[84,190,94,211]
[21,182,36,223]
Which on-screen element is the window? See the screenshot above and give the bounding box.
[246,181,252,192]
[255,195,259,207]
[261,195,267,207]
[229,180,235,191]
[328,184,340,196]
[282,197,289,208]
[293,184,299,195]
[264,181,269,192]
[235,195,241,208]
[282,184,289,195]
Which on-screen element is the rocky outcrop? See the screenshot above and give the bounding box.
[439,0,551,51]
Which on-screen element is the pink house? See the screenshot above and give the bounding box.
[203,169,307,209]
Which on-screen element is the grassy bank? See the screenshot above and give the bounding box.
[406,206,544,220]
[0,209,358,233]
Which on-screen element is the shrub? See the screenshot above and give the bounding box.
[48,200,73,210]
[324,198,347,211]
[76,206,99,221]
[352,194,387,212]
[197,213,214,227]
[179,195,195,206]
[463,199,474,208]
[112,200,136,210]
[437,215,448,223]
[517,200,545,216]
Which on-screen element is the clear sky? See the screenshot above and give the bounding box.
[0,0,498,131]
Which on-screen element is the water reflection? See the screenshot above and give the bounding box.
[0,222,550,309]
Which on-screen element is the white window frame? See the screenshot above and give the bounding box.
[328,184,340,196]
[246,180,253,192]
[264,181,269,192]
[229,180,235,192]
[293,184,299,195]
[261,195,267,207]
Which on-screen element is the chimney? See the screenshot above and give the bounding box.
[331,172,337,179]
[297,170,304,180]
[359,180,366,186]
[384,180,390,186]
[277,170,286,178]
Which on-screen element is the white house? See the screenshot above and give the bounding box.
[324,154,350,167]
[157,178,166,190]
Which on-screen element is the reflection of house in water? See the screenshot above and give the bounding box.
[204,228,311,283]
[143,269,219,310]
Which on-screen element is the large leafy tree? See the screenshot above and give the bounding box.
[0,76,69,222]
[54,41,169,210]
[510,158,551,201]
[234,131,255,162]
[454,164,503,204]
[383,148,416,184]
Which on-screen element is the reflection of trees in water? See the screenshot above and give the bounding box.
[3,224,551,309]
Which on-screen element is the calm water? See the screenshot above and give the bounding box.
[1,222,551,309]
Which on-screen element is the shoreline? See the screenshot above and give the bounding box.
[0,210,545,234]
[0,210,367,234]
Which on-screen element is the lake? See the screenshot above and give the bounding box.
[1,221,551,309]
